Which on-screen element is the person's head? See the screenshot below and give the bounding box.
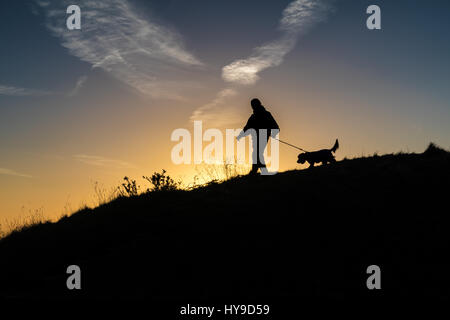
[251,98,262,111]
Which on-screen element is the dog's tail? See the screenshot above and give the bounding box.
[330,139,339,153]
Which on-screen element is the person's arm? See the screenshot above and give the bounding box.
[266,112,280,130]
[268,112,279,130]
[237,116,254,140]
[243,115,254,132]
[236,130,245,140]
[263,112,279,138]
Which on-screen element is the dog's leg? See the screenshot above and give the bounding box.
[308,162,315,168]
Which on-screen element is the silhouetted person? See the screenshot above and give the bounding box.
[237,98,279,175]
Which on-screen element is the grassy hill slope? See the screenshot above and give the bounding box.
[1,144,450,300]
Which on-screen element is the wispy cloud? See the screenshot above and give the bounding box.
[190,88,242,127]
[0,85,52,97]
[68,75,88,97]
[222,0,333,85]
[74,154,136,169]
[0,168,32,178]
[37,1,50,7]
[191,0,334,127]
[37,0,203,99]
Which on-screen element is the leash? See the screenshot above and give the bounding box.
[273,138,309,153]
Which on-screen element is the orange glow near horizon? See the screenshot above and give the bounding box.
[2,1,450,226]
[0,93,438,224]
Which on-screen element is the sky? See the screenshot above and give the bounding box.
[1,0,450,221]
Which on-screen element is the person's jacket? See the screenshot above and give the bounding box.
[243,105,279,136]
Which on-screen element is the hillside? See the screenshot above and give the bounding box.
[1,144,450,302]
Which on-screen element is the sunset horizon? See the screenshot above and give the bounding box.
[2,0,449,223]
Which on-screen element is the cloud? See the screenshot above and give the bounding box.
[222,0,333,85]
[36,1,50,7]
[0,168,32,178]
[68,75,88,96]
[191,0,334,127]
[190,88,242,127]
[74,154,136,169]
[0,85,52,97]
[1,78,88,97]
[37,0,203,99]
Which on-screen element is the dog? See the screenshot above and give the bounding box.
[297,139,339,168]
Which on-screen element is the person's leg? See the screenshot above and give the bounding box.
[258,139,267,166]
[250,134,269,175]
[258,135,269,168]
[249,132,269,175]
[249,163,259,175]
[249,135,259,175]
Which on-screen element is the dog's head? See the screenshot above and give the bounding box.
[297,153,307,164]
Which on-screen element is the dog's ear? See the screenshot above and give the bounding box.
[297,153,306,164]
